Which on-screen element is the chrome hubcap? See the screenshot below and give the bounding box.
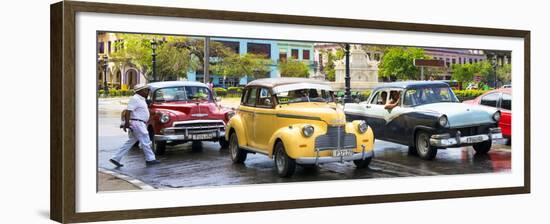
[417,134,429,155]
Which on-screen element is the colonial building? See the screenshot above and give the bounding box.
[97,32,146,90]
[196,38,314,87]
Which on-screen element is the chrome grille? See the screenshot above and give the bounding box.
[172,121,225,135]
[314,126,356,150]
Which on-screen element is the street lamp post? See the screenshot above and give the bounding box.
[344,43,352,103]
[151,39,158,82]
[102,55,109,95]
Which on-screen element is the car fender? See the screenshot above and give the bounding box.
[225,115,247,147]
[411,125,436,145]
[347,120,375,151]
[267,123,320,159]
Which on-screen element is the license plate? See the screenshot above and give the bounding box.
[190,133,215,140]
[465,136,483,143]
[333,149,353,157]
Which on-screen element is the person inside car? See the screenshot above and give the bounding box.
[384,90,401,110]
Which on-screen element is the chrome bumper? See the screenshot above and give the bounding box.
[155,130,225,141]
[295,144,373,165]
[429,127,503,147]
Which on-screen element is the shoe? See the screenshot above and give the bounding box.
[109,159,123,167]
[145,160,160,166]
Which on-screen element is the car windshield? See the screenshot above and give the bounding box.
[276,88,334,104]
[154,86,212,102]
[402,87,459,106]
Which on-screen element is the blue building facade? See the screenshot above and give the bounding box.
[186,38,314,87]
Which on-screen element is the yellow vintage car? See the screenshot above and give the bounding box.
[225,78,374,177]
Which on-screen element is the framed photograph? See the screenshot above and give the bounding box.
[51,1,530,223]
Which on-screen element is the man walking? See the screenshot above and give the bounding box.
[110,84,160,167]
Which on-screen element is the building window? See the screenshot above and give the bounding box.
[108,41,112,53]
[291,49,299,59]
[469,58,473,64]
[247,43,271,58]
[303,50,310,60]
[452,58,456,64]
[98,41,104,54]
[216,41,240,54]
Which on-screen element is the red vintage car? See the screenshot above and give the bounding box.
[145,81,234,155]
[464,88,511,141]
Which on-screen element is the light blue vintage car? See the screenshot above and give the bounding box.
[344,81,503,160]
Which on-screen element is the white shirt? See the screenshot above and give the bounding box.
[127,94,150,122]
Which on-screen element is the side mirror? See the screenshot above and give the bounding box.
[265,98,272,106]
[215,96,222,102]
[146,99,152,106]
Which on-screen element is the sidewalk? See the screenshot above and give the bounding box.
[98,172,140,191]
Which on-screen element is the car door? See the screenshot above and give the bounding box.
[382,89,409,143]
[252,88,276,151]
[498,93,512,137]
[362,89,390,139]
[240,87,258,147]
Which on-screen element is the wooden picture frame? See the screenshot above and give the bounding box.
[50,1,530,223]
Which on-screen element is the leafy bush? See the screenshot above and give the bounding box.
[227,87,243,97]
[213,87,227,97]
[454,89,488,101]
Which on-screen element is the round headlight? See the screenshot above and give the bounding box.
[493,111,501,122]
[160,113,170,123]
[358,121,368,133]
[438,115,448,127]
[302,125,314,137]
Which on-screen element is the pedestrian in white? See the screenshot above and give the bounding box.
[110,84,160,167]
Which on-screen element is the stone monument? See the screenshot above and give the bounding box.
[333,45,379,90]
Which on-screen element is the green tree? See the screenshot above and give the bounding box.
[496,63,512,84]
[211,52,272,79]
[110,33,159,78]
[378,47,428,80]
[451,61,494,85]
[278,60,310,77]
[321,48,344,82]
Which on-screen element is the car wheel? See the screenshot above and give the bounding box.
[148,128,166,155]
[353,157,372,168]
[274,141,296,178]
[473,140,492,154]
[415,131,438,160]
[191,141,202,152]
[408,146,418,156]
[219,137,230,149]
[229,132,247,163]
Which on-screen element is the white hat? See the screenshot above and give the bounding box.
[134,83,148,93]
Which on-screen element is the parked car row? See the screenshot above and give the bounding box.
[142,78,508,177]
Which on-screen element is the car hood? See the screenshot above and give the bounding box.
[153,101,223,116]
[277,102,346,126]
[414,102,498,127]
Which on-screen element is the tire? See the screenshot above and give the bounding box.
[229,132,247,163]
[353,157,372,168]
[219,137,230,149]
[148,128,166,155]
[415,131,438,160]
[408,146,418,156]
[191,141,203,152]
[473,140,492,154]
[274,141,296,178]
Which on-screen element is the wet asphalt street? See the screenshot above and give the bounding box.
[98,99,511,190]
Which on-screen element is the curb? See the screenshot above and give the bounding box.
[99,168,155,190]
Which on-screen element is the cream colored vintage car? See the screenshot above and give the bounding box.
[225,78,374,177]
